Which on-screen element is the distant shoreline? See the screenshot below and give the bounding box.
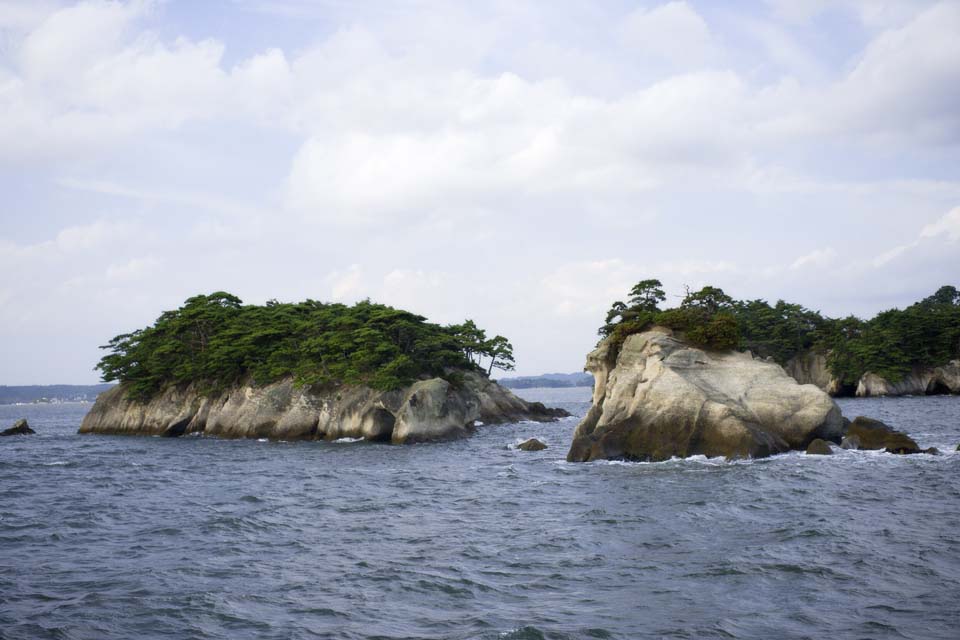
[0,384,115,406]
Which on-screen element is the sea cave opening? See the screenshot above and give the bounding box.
[925,379,952,396]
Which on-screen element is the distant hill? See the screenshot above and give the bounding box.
[496,372,593,389]
[0,384,116,405]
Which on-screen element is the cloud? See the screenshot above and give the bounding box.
[325,264,365,301]
[827,2,960,143]
[1,1,959,383]
[920,206,960,242]
[790,247,837,270]
[872,207,960,267]
[617,2,719,69]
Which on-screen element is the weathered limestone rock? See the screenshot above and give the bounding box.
[845,416,921,454]
[567,328,844,462]
[518,438,548,451]
[1,419,35,436]
[79,372,568,444]
[856,362,960,397]
[785,351,844,395]
[805,439,834,455]
[783,351,960,398]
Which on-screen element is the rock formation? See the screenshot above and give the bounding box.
[517,438,548,451]
[79,372,568,444]
[567,328,844,462]
[805,439,834,455]
[1,419,35,436]
[855,363,960,397]
[783,350,960,397]
[844,416,921,454]
[784,351,844,395]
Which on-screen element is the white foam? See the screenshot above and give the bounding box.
[332,437,364,443]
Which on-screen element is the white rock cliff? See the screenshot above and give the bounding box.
[568,328,844,462]
[80,372,567,444]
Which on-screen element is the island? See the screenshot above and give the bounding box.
[568,279,948,462]
[79,293,568,443]
[598,281,960,397]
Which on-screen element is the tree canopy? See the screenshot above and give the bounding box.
[598,280,960,385]
[96,293,515,399]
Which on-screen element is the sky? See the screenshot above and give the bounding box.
[1,0,958,384]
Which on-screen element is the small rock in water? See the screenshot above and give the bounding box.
[847,416,921,454]
[805,439,833,455]
[1,419,35,437]
[923,447,940,455]
[840,435,861,450]
[518,438,548,451]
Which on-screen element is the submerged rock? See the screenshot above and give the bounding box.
[518,438,548,451]
[845,416,921,454]
[79,372,568,445]
[1,419,35,436]
[567,328,844,462]
[805,439,834,455]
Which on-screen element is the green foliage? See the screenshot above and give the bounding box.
[628,279,666,311]
[96,293,515,400]
[732,299,829,363]
[598,280,960,383]
[686,312,739,351]
[599,278,665,337]
[680,285,734,314]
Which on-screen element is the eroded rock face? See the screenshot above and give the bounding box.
[567,328,844,462]
[79,372,568,444]
[856,363,960,397]
[785,351,844,395]
[782,351,960,398]
[1,419,35,436]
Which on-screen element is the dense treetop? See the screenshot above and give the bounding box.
[599,281,960,385]
[97,293,515,399]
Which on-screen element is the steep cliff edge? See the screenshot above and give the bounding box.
[79,372,568,444]
[567,328,844,462]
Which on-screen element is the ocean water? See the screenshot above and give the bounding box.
[1,389,959,640]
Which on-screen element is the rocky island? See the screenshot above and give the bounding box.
[80,293,567,443]
[568,279,951,462]
[567,327,844,461]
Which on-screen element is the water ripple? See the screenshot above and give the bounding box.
[1,393,959,639]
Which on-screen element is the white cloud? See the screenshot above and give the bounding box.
[325,264,365,301]
[791,247,837,270]
[618,2,719,69]
[829,2,960,143]
[871,207,960,267]
[920,206,960,242]
[1,1,959,382]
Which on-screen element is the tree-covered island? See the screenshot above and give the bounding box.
[97,293,516,400]
[599,281,960,392]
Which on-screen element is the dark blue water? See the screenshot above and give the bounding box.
[2,390,959,640]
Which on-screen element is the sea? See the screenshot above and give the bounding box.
[1,389,959,640]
